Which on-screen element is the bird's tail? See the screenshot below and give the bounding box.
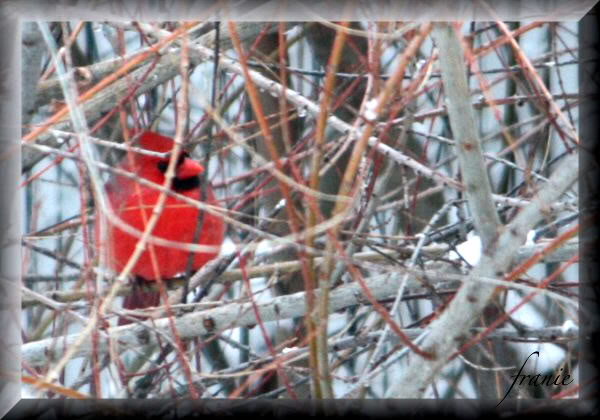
[118,277,161,326]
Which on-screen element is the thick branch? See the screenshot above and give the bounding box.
[433,23,501,247]
[384,151,578,398]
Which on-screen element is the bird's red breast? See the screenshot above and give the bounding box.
[95,131,225,321]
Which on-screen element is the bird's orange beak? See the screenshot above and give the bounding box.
[176,158,205,179]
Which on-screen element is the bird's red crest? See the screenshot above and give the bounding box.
[137,131,176,153]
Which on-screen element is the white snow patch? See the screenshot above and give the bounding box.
[449,231,482,266]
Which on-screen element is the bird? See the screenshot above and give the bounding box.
[95,131,225,325]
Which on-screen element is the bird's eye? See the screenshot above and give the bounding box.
[157,161,168,173]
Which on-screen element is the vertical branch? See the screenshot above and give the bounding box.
[277,22,294,154]
[320,22,433,281]
[314,25,435,382]
[306,21,348,398]
[58,21,100,397]
[433,23,501,248]
[227,21,309,398]
[165,28,201,399]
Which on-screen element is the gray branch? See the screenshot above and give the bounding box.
[384,152,578,398]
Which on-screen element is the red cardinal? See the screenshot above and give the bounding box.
[96,131,225,325]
